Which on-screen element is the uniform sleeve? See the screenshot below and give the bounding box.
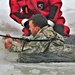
[22,41,49,54]
[48,0,62,22]
[8,40,49,54]
[8,34,49,54]
[9,0,25,24]
[8,40,23,52]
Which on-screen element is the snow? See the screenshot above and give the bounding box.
[0,0,75,74]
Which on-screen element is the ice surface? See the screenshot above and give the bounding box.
[0,0,75,74]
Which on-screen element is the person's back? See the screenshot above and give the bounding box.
[32,26,64,53]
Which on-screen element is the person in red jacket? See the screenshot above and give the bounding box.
[9,0,70,36]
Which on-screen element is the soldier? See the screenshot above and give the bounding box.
[3,14,75,54]
[9,0,70,36]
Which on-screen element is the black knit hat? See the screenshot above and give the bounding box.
[29,14,48,28]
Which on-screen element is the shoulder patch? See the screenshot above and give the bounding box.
[37,2,44,10]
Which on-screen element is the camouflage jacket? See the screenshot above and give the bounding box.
[9,26,74,54]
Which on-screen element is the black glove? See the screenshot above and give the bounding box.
[23,21,31,36]
[24,20,29,29]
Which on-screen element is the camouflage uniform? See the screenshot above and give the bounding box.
[9,26,75,54]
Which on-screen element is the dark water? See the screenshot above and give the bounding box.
[18,35,75,63]
[64,35,75,45]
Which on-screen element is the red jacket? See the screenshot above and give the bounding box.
[9,0,70,36]
[9,0,63,24]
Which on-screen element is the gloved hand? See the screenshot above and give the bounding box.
[21,19,31,36]
[47,20,54,26]
[53,24,70,36]
[21,19,29,27]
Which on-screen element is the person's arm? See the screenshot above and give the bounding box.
[48,0,62,23]
[9,0,25,24]
[8,39,49,54]
[8,34,49,54]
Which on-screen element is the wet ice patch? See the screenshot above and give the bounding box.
[0,64,24,75]
[29,69,40,74]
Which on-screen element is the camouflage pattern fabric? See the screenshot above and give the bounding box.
[9,26,75,54]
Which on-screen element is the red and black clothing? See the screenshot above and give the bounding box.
[9,0,70,36]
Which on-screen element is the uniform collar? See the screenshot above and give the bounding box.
[36,26,48,35]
